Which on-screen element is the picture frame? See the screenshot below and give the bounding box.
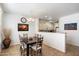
[64,23,77,30]
[18,24,29,31]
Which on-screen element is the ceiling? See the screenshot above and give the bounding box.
[1,3,79,21]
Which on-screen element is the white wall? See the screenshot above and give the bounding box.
[59,13,79,46]
[2,13,36,45]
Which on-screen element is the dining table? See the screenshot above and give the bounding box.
[23,37,43,56]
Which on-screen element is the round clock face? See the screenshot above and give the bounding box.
[21,17,27,23]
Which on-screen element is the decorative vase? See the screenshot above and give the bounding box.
[3,37,11,49]
[2,28,11,49]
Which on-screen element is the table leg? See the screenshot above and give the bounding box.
[27,44,29,56]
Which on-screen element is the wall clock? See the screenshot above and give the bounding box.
[21,17,27,23]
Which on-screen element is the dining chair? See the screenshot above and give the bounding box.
[19,34,28,56]
[31,35,43,56]
[23,33,28,39]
